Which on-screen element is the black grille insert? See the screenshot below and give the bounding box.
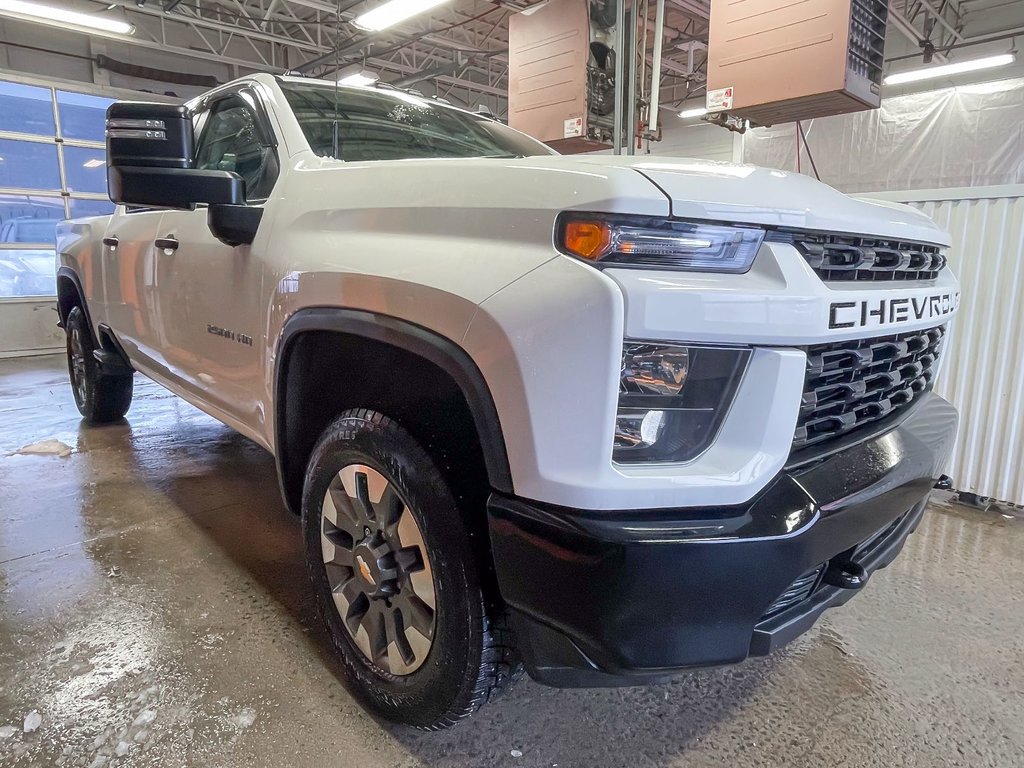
[762,564,825,620]
[794,326,946,450]
[769,232,947,282]
[854,512,908,561]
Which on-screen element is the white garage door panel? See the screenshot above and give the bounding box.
[0,300,63,358]
[875,191,1024,506]
[652,122,738,162]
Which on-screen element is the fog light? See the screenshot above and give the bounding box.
[614,409,667,449]
[613,344,750,463]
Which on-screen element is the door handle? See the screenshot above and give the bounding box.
[155,237,179,252]
[102,236,118,249]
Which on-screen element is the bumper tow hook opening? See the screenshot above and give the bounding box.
[823,559,868,590]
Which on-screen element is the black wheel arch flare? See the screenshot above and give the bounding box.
[273,307,514,514]
[56,266,91,329]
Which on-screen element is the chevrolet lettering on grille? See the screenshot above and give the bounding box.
[828,291,960,330]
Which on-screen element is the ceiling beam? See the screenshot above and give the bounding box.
[887,3,949,63]
[918,0,965,43]
[120,3,331,53]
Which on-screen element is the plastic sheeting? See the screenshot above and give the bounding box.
[743,77,1024,193]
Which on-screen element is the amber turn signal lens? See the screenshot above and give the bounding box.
[563,219,612,260]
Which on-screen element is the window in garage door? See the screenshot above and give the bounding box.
[0,81,115,300]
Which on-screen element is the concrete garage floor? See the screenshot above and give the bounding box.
[1,355,1022,768]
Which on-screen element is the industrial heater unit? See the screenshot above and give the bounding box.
[706,0,889,125]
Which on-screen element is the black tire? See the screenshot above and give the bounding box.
[302,409,520,729]
[65,306,133,423]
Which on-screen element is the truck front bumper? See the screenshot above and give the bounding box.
[487,391,958,687]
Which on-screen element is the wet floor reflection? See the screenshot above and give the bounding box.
[1,355,1022,767]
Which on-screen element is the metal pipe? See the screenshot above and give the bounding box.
[886,26,1024,62]
[638,0,648,116]
[625,0,638,154]
[648,0,665,134]
[613,0,626,154]
[389,56,468,87]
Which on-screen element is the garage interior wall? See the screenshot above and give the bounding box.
[860,187,1024,507]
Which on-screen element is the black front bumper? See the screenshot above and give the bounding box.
[487,392,958,687]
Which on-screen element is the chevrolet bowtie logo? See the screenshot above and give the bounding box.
[356,554,375,586]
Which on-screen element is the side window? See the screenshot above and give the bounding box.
[194,95,277,202]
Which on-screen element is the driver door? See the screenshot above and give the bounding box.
[148,89,279,439]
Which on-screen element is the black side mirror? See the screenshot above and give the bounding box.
[105,101,245,211]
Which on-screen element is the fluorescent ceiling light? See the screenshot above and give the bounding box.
[338,71,379,87]
[0,0,133,34]
[83,158,105,168]
[884,53,1015,85]
[352,0,451,32]
[678,106,708,119]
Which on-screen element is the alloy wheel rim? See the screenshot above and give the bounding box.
[69,328,88,405]
[320,464,436,676]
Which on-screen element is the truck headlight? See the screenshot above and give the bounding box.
[557,213,764,272]
[614,343,750,463]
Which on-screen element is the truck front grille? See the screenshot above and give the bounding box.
[793,326,946,450]
[769,232,947,282]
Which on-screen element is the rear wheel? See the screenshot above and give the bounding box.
[302,409,520,729]
[65,306,133,423]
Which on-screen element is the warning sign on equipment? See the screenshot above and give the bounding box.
[563,116,584,138]
[706,87,734,112]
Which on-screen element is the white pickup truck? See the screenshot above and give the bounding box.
[56,73,960,729]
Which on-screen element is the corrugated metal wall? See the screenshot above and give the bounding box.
[908,193,1024,505]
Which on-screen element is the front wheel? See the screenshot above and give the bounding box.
[65,306,133,423]
[302,409,519,729]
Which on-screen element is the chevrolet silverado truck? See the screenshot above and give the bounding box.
[55,73,961,729]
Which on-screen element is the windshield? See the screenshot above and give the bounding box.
[280,81,555,162]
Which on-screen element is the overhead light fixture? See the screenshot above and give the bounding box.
[352,0,451,32]
[338,70,379,87]
[0,0,133,34]
[678,105,708,119]
[83,158,105,168]
[884,53,1015,86]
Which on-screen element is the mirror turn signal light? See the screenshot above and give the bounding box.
[562,219,612,261]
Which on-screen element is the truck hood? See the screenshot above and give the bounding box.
[533,155,949,246]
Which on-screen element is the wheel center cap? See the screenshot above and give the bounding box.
[352,540,397,596]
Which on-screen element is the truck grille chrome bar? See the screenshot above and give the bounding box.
[768,231,947,282]
[793,325,946,450]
